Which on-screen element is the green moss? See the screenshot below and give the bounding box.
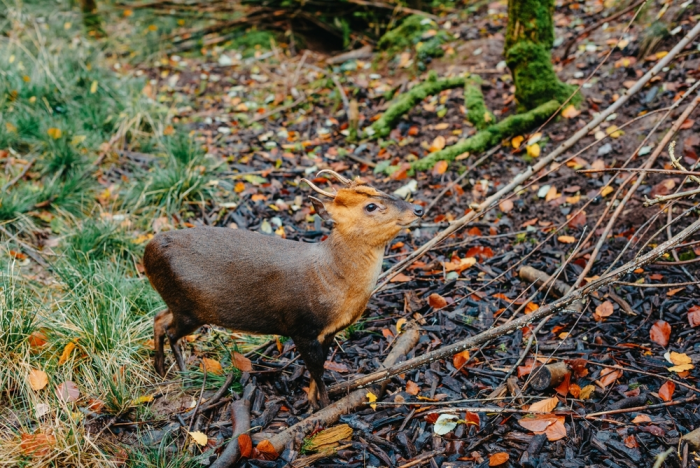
[504,0,579,111]
[411,99,560,171]
[464,76,496,130]
[369,72,466,138]
[378,15,451,60]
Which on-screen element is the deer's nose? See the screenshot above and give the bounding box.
[413,204,424,217]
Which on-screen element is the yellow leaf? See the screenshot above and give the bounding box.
[58,341,77,366]
[668,363,694,373]
[396,318,407,333]
[123,9,133,16]
[71,135,86,145]
[511,135,524,148]
[47,128,62,139]
[669,352,692,366]
[600,186,614,197]
[579,384,595,400]
[565,194,580,204]
[430,135,446,152]
[434,123,449,130]
[606,125,623,138]
[132,233,153,245]
[526,143,541,158]
[527,132,543,146]
[200,358,223,375]
[545,186,558,201]
[559,332,569,339]
[529,396,558,413]
[367,391,377,410]
[561,105,580,119]
[6,122,17,133]
[90,80,98,94]
[28,369,49,391]
[188,431,208,446]
[558,235,576,244]
[656,51,668,60]
[132,395,154,405]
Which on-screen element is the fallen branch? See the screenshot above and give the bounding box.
[368,72,467,138]
[376,20,700,289]
[464,76,496,130]
[263,324,421,455]
[210,383,256,468]
[412,100,560,171]
[331,215,700,395]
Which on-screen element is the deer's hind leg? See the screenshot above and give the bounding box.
[154,309,172,376]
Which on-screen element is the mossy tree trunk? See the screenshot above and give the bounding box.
[505,0,577,111]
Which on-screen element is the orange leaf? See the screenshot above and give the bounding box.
[554,372,570,397]
[453,350,470,369]
[568,383,581,398]
[688,305,700,328]
[28,369,49,391]
[517,363,534,378]
[200,358,223,375]
[659,381,675,402]
[233,352,253,372]
[432,160,448,175]
[466,227,482,236]
[238,434,253,458]
[499,199,514,213]
[382,328,394,339]
[465,246,494,259]
[256,440,279,460]
[9,250,27,260]
[632,414,651,424]
[544,417,567,441]
[595,301,614,318]
[58,341,77,366]
[489,452,509,466]
[428,293,447,309]
[624,434,639,448]
[529,397,558,413]
[28,331,47,348]
[465,411,480,426]
[567,211,587,229]
[20,433,56,457]
[597,368,622,388]
[406,381,420,395]
[558,235,576,244]
[389,272,413,283]
[650,320,671,347]
[518,414,559,432]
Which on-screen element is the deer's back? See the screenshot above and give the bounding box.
[144,227,331,337]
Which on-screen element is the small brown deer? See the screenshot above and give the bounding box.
[144,171,423,408]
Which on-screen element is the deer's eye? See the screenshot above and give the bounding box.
[365,203,378,213]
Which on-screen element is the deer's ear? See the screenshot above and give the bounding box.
[309,196,332,222]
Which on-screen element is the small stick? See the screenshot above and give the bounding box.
[586,396,694,418]
[396,450,446,468]
[645,186,700,206]
[187,364,207,434]
[1,159,34,192]
[579,168,700,176]
[652,447,675,468]
[614,280,699,287]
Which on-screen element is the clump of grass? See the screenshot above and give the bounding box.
[63,218,138,264]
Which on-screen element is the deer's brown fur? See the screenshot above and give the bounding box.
[144,175,422,408]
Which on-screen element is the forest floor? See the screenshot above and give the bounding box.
[1,0,700,467]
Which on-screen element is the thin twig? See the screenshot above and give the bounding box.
[1,159,34,192]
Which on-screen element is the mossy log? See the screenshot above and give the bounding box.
[411,99,559,172]
[505,0,578,111]
[464,76,496,130]
[368,72,467,139]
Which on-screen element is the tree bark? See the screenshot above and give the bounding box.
[505,0,577,110]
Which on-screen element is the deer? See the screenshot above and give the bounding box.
[143,171,423,408]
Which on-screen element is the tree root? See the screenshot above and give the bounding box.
[411,99,560,172]
[262,324,421,455]
[368,72,467,139]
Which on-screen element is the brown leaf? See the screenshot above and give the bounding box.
[595,301,614,318]
[406,381,420,395]
[239,434,253,458]
[518,414,559,432]
[324,361,349,373]
[558,235,576,244]
[649,179,676,198]
[597,368,622,388]
[688,305,700,328]
[544,417,567,441]
[432,160,448,175]
[659,381,675,402]
[56,380,80,403]
[529,397,558,413]
[233,352,253,372]
[489,452,509,466]
[256,440,279,460]
[567,211,587,229]
[499,199,514,213]
[632,414,651,424]
[28,369,49,391]
[464,246,494,259]
[650,320,671,347]
[624,434,639,449]
[20,433,56,457]
[428,293,447,309]
[389,272,413,283]
[680,119,695,130]
[28,331,48,348]
[568,383,581,398]
[465,412,480,426]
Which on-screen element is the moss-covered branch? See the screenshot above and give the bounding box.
[411,99,560,172]
[368,72,466,139]
[464,76,496,130]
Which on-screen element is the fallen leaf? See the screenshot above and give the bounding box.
[20,433,56,457]
[28,369,49,391]
[56,381,80,403]
[568,211,587,229]
[568,383,581,398]
[464,246,494,259]
[529,397,558,413]
[453,350,470,369]
[28,331,48,348]
[518,414,559,432]
[632,414,652,424]
[624,434,639,449]
[324,361,349,373]
[650,320,671,347]
[47,128,62,139]
[595,301,614,319]
[367,391,377,410]
[606,125,623,138]
[239,434,253,458]
[544,417,567,441]
[428,293,447,309]
[406,381,420,395]
[396,318,407,333]
[58,341,77,365]
[512,135,524,148]
[688,305,700,327]
[200,358,223,375]
[442,257,477,273]
[489,452,509,466]
[659,381,675,402]
[188,431,208,446]
[558,235,576,244]
[389,272,413,282]
[526,143,541,157]
[597,368,622,388]
[131,395,154,405]
[668,351,692,366]
[668,363,694,373]
[433,414,459,435]
[561,105,580,119]
[465,412,480,426]
[430,136,446,152]
[554,372,570,397]
[680,119,695,130]
[233,352,253,372]
[649,179,676,198]
[499,199,514,213]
